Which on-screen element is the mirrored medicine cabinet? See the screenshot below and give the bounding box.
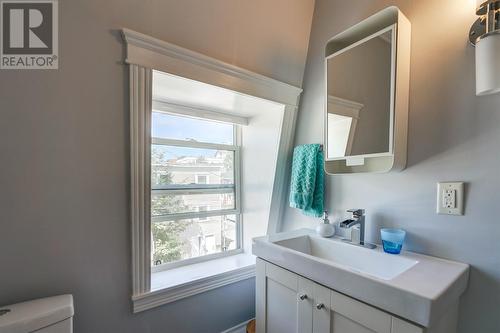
[324,7,411,174]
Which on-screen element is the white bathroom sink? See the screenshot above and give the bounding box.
[274,235,418,280]
[252,229,469,328]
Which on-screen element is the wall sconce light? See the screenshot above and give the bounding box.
[470,0,500,96]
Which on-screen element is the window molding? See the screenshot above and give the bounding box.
[133,262,255,313]
[130,64,152,296]
[327,95,363,119]
[122,28,302,106]
[123,28,302,311]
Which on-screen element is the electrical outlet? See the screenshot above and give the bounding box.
[437,182,464,215]
[443,188,456,208]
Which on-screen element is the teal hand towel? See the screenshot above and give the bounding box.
[289,144,324,217]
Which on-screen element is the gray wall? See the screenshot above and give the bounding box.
[0,1,314,332]
[284,0,500,332]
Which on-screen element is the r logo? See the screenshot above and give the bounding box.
[1,0,58,69]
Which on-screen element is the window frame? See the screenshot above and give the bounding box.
[150,109,243,273]
[124,28,302,313]
[197,205,209,221]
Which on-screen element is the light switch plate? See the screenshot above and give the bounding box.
[437,182,464,215]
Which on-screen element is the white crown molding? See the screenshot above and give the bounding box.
[122,28,302,107]
[327,95,364,120]
[132,265,255,313]
[328,95,364,111]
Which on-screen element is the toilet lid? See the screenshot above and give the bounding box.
[0,295,74,333]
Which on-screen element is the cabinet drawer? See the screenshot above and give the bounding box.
[392,317,424,333]
[331,289,392,333]
[266,261,298,291]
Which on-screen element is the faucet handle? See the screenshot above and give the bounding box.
[347,209,365,217]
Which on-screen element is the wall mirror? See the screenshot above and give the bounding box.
[326,27,394,161]
[324,7,411,174]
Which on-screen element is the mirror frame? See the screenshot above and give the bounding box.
[324,7,411,174]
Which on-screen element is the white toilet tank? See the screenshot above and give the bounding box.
[0,295,74,333]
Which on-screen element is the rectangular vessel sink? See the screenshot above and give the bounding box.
[275,235,418,280]
[252,229,469,328]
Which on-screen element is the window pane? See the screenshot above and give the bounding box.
[152,112,234,145]
[151,192,235,216]
[151,145,234,187]
[152,215,238,265]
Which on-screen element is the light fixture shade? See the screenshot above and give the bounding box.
[476,33,500,95]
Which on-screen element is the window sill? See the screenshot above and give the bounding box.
[132,254,256,313]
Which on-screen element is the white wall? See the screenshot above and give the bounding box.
[0,1,314,332]
[283,1,500,332]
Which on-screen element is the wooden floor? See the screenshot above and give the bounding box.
[246,319,255,333]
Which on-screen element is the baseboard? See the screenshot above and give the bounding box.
[220,318,254,333]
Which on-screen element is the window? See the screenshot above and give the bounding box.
[195,174,208,184]
[151,111,241,269]
[125,31,301,311]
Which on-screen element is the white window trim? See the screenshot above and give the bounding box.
[134,254,256,313]
[123,28,302,313]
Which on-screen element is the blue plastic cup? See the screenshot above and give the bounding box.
[380,228,406,254]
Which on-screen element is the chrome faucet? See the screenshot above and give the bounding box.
[339,209,376,249]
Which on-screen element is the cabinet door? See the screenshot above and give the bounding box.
[257,260,428,333]
[256,259,313,333]
[329,290,392,333]
[313,283,331,333]
[298,277,315,333]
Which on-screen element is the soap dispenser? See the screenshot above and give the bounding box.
[316,211,335,237]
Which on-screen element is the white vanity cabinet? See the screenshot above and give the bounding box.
[256,259,424,333]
